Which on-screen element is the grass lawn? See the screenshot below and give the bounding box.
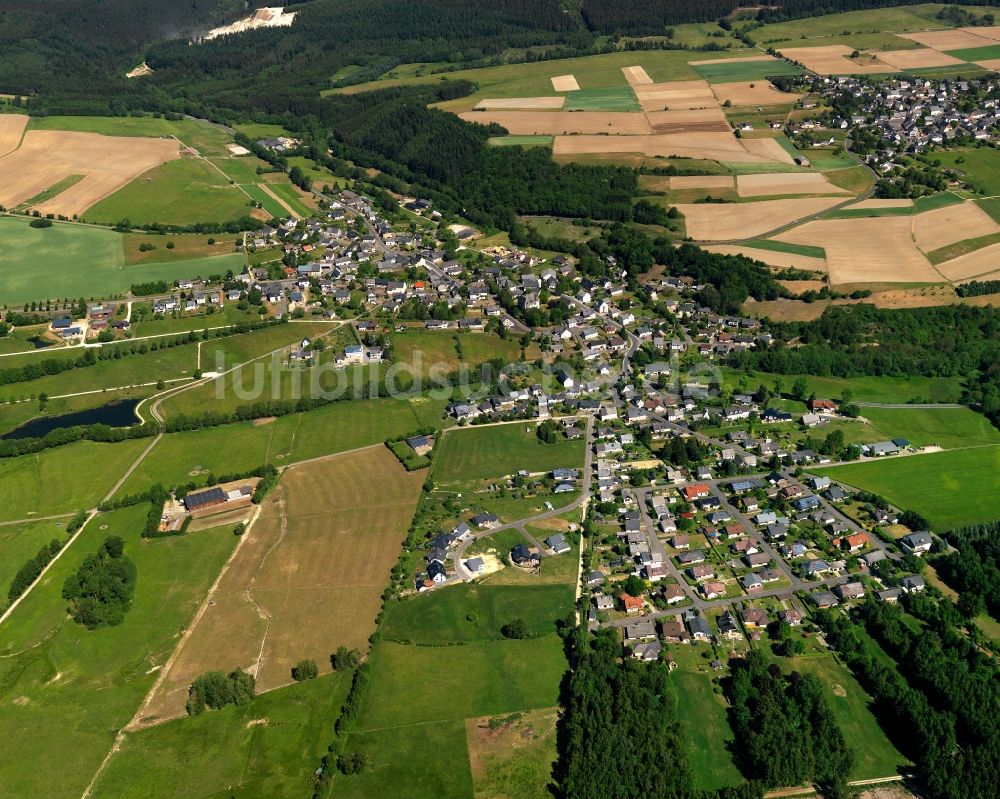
[0,439,149,521]
[670,645,743,791]
[28,115,233,157]
[392,329,460,374]
[565,86,641,111]
[782,654,909,779]
[814,445,1000,530]
[692,59,803,84]
[434,423,586,482]
[0,506,238,799]
[89,671,351,799]
[380,583,575,644]
[859,406,1000,449]
[457,332,521,367]
[720,367,964,404]
[85,158,255,227]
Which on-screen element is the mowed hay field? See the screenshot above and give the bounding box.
[678,197,843,240]
[0,113,27,157]
[774,216,943,284]
[913,201,1000,252]
[135,446,424,724]
[0,128,179,217]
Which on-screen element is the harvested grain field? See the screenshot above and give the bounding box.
[961,268,1000,285]
[774,217,942,285]
[475,97,565,110]
[0,113,27,158]
[899,29,994,50]
[670,175,735,190]
[779,45,896,75]
[131,446,424,725]
[914,202,1000,253]
[646,107,729,133]
[633,80,716,111]
[962,25,1000,42]
[741,136,797,165]
[975,58,1000,70]
[852,198,913,209]
[551,75,579,92]
[711,81,802,106]
[553,132,777,162]
[622,65,653,85]
[936,242,1000,282]
[0,129,179,217]
[736,172,850,197]
[872,48,965,69]
[688,55,777,66]
[705,244,827,272]
[460,110,652,135]
[677,197,843,240]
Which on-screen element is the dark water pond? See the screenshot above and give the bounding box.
[1,399,141,440]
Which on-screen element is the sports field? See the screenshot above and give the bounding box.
[0,506,237,799]
[815,445,1000,529]
[135,446,424,722]
[434,423,586,482]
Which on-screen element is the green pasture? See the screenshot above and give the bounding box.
[745,239,826,258]
[233,122,293,139]
[487,135,554,148]
[89,671,351,799]
[0,518,71,603]
[85,158,254,227]
[859,406,1000,449]
[913,192,966,212]
[720,368,964,404]
[692,59,803,84]
[947,43,1000,60]
[0,439,150,522]
[264,180,314,217]
[753,5,947,45]
[808,148,861,172]
[434,423,586,482]
[933,147,1000,196]
[0,506,237,798]
[208,155,271,184]
[815,445,1000,529]
[240,182,288,219]
[829,205,914,219]
[565,86,641,111]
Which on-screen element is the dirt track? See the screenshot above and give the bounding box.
[0,114,28,158]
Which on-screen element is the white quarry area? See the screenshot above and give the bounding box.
[204,7,297,41]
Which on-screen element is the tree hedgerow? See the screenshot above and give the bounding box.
[186,669,256,715]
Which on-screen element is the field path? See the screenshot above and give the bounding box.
[257,182,297,218]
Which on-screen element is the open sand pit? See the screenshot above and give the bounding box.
[551,74,579,92]
[899,29,995,50]
[0,129,180,217]
[736,172,850,197]
[741,137,797,164]
[645,107,729,133]
[706,244,827,272]
[852,198,913,209]
[0,114,28,158]
[774,216,942,284]
[633,80,717,111]
[936,242,1000,281]
[670,175,735,190]
[872,48,966,69]
[779,45,896,74]
[711,81,803,106]
[552,132,785,163]
[913,202,1000,253]
[622,65,653,85]
[461,110,652,135]
[475,97,565,110]
[677,197,843,240]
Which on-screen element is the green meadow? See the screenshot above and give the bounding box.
[815,445,1000,530]
[29,115,234,157]
[720,367,964,404]
[0,507,237,798]
[859,406,1000,450]
[692,59,803,84]
[434,423,586,482]
[0,517,71,603]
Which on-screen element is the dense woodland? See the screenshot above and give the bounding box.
[821,598,1000,799]
[937,520,1000,618]
[557,626,763,799]
[61,536,136,628]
